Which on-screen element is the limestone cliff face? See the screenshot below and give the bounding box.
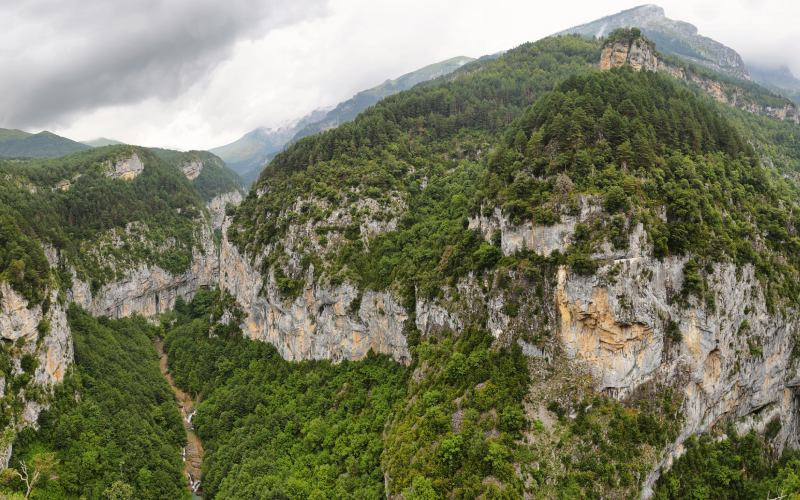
[218,219,411,363]
[106,153,144,180]
[207,190,243,230]
[469,197,604,257]
[68,224,219,319]
[600,38,659,72]
[601,37,800,124]
[182,160,203,180]
[555,252,800,497]
[439,200,799,495]
[0,285,73,469]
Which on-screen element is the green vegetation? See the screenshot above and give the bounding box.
[7,307,186,499]
[0,146,207,293]
[162,290,407,498]
[0,131,90,159]
[522,373,683,498]
[229,35,602,299]
[382,327,530,497]
[150,148,242,201]
[486,67,800,303]
[231,32,800,311]
[654,428,800,499]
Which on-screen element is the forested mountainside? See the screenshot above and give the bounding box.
[0,143,242,495]
[3,25,800,499]
[223,31,800,497]
[212,56,475,185]
[0,130,90,159]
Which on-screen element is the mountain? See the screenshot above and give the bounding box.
[82,137,124,147]
[557,4,750,80]
[4,11,800,500]
[211,56,474,184]
[0,129,90,158]
[224,31,800,497]
[749,63,800,104]
[0,128,32,143]
[291,56,475,142]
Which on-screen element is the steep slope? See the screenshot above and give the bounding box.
[0,145,243,471]
[599,29,799,123]
[149,148,243,204]
[211,56,474,184]
[9,310,187,499]
[222,32,800,497]
[0,130,90,158]
[557,4,750,80]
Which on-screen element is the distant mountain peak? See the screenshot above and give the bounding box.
[558,4,749,80]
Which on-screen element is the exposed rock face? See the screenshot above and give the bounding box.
[416,299,463,334]
[0,285,73,468]
[107,153,144,180]
[218,220,410,363]
[182,160,203,180]
[600,36,800,124]
[69,225,219,318]
[469,198,604,257]
[207,190,243,230]
[555,256,800,497]
[558,4,750,80]
[600,38,659,72]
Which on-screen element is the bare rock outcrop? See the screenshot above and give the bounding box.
[601,35,800,124]
[106,153,144,180]
[218,219,410,363]
[0,285,73,468]
[182,160,203,180]
[69,225,219,319]
[556,256,800,497]
[207,190,243,230]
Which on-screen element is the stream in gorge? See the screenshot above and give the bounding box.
[155,338,205,498]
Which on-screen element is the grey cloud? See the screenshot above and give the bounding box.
[0,0,328,129]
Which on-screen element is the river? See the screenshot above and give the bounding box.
[155,338,205,498]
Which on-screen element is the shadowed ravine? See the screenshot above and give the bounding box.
[155,338,204,498]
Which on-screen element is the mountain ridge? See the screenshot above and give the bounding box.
[211,55,475,184]
[557,4,750,80]
[0,128,91,158]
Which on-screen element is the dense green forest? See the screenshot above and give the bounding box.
[654,429,800,499]
[162,290,407,498]
[0,145,240,297]
[229,35,602,300]
[3,28,800,499]
[6,308,186,499]
[150,148,242,201]
[230,33,800,311]
[487,67,800,303]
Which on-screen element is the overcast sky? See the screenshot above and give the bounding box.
[1,0,798,151]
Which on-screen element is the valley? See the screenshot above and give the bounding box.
[156,338,204,497]
[1,4,800,499]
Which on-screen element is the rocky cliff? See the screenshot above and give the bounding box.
[0,284,73,469]
[559,4,750,80]
[600,35,800,124]
[0,189,243,472]
[463,201,800,496]
[557,253,800,497]
[218,219,411,363]
[106,153,144,180]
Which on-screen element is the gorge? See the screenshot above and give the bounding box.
[2,9,800,499]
